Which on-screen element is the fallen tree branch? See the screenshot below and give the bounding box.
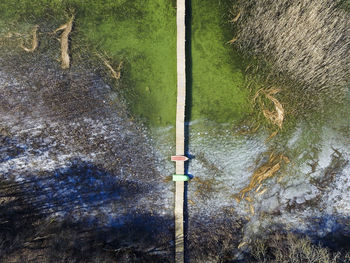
[20,25,39,52]
[53,15,74,69]
[96,52,123,80]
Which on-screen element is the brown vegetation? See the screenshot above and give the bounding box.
[189,214,244,262]
[234,0,350,92]
[250,233,345,263]
[192,177,220,199]
[235,152,289,201]
[253,87,285,129]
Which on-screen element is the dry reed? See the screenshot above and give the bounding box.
[235,0,350,91]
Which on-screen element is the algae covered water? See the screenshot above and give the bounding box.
[0,0,251,127]
[189,0,249,123]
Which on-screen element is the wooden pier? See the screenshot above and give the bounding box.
[174,0,187,262]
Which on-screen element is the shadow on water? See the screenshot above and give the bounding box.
[0,162,135,214]
[0,136,26,163]
[0,159,173,262]
[184,0,192,262]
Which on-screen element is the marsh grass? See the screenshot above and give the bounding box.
[249,233,345,263]
[234,0,350,91]
[188,215,244,262]
[228,0,349,137]
[338,0,350,11]
[192,177,221,200]
[232,52,346,141]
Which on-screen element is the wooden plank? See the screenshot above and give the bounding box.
[175,0,186,262]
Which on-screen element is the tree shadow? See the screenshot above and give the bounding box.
[0,160,174,262]
[300,214,350,252]
[0,135,26,163]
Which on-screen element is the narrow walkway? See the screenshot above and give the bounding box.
[175,0,186,262]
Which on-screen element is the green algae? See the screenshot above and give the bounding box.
[0,0,253,127]
[78,1,178,126]
[189,0,250,123]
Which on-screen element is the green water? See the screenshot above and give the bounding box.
[190,0,249,122]
[80,1,178,126]
[0,0,250,127]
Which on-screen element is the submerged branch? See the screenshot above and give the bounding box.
[235,152,289,201]
[96,52,123,80]
[20,25,39,52]
[54,15,74,69]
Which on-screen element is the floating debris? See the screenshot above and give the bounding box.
[253,87,285,129]
[255,184,263,193]
[263,93,284,129]
[277,176,284,183]
[53,15,74,69]
[20,25,39,52]
[256,187,267,196]
[188,199,196,205]
[238,241,247,249]
[237,152,289,200]
[266,130,278,142]
[230,10,241,23]
[232,194,241,203]
[282,155,290,164]
[227,36,238,45]
[96,52,123,80]
[162,175,173,183]
[245,195,253,202]
[249,204,255,215]
[331,146,342,158]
